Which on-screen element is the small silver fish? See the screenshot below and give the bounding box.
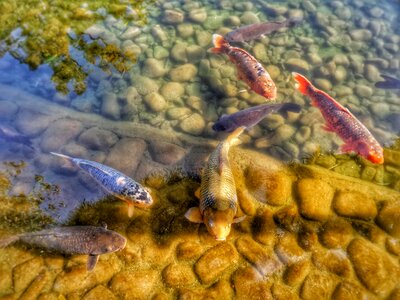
[224,18,301,43]
[0,225,126,271]
[0,124,33,149]
[50,152,153,217]
[212,102,301,132]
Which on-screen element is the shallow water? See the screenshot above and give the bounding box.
[0,0,399,299]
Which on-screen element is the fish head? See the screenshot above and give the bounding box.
[212,115,235,132]
[92,230,127,254]
[203,209,235,241]
[358,142,384,164]
[262,81,277,100]
[125,186,154,208]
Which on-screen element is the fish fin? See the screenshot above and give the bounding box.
[322,124,335,132]
[292,72,313,95]
[233,215,246,223]
[194,187,201,199]
[87,254,99,271]
[185,207,203,223]
[226,126,245,146]
[127,203,134,218]
[278,103,302,117]
[340,143,354,153]
[208,34,229,53]
[50,152,75,168]
[0,235,19,248]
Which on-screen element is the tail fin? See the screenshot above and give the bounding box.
[0,235,19,248]
[209,34,229,54]
[292,72,313,95]
[50,152,73,160]
[226,126,245,146]
[278,103,302,117]
[50,152,75,168]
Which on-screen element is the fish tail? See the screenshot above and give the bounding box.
[292,72,313,95]
[226,126,245,146]
[278,103,302,117]
[50,152,76,168]
[0,235,19,248]
[209,34,229,54]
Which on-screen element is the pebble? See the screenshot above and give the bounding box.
[294,126,311,144]
[252,43,267,62]
[297,179,335,221]
[369,102,390,119]
[104,138,146,177]
[120,26,140,40]
[188,8,207,23]
[152,25,168,43]
[300,271,338,300]
[77,126,119,150]
[144,92,167,112]
[131,75,159,96]
[288,9,304,21]
[177,23,194,38]
[203,15,225,30]
[83,285,117,300]
[369,7,384,18]
[252,209,276,246]
[101,92,120,120]
[148,141,186,165]
[331,281,368,300]
[265,65,281,80]
[166,107,192,120]
[284,260,310,286]
[271,124,296,144]
[319,218,353,249]
[169,64,198,82]
[153,46,169,60]
[333,191,377,219]
[348,238,400,297]
[232,267,271,299]
[176,241,204,261]
[16,110,53,137]
[236,237,281,276]
[355,85,373,98]
[170,43,188,63]
[186,45,206,63]
[163,10,184,24]
[13,257,45,292]
[195,30,212,47]
[85,25,105,39]
[110,270,158,299]
[240,11,260,24]
[312,249,352,277]
[285,58,310,72]
[314,78,332,91]
[40,119,83,152]
[179,113,206,135]
[0,100,18,119]
[162,263,197,287]
[142,58,167,78]
[364,64,381,82]
[349,29,372,41]
[274,233,305,265]
[194,243,238,284]
[160,82,185,102]
[377,201,400,238]
[333,161,361,178]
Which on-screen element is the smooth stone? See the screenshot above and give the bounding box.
[265,65,280,80]
[170,43,188,63]
[16,110,53,137]
[179,113,206,135]
[101,92,120,120]
[154,46,169,59]
[240,11,260,24]
[186,45,205,63]
[169,64,198,82]
[332,281,368,300]
[332,161,361,178]
[333,65,347,83]
[312,249,352,277]
[301,271,338,300]
[253,43,267,62]
[120,26,140,40]
[319,218,353,249]
[364,64,381,82]
[334,85,353,97]
[271,124,296,144]
[307,53,323,65]
[195,30,212,47]
[203,15,224,30]
[294,126,311,144]
[303,0,316,12]
[271,283,298,300]
[288,9,304,21]
[377,201,400,238]
[82,285,117,300]
[297,179,335,221]
[274,233,304,265]
[13,257,45,292]
[0,100,18,119]
[348,238,400,297]
[386,238,400,256]
[189,8,207,23]
[176,241,204,261]
[85,25,105,39]
[104,138,146,177]
[148,141,186,165]
[369,7,384,18]
[162,263,197,287]
[333,191,377,219]
[232,267,271,299]
[151,25,168,42]
[177,23,194,38]
[40,119,83,152]
[285,58,310,72]
[160,82,185,102]
[252,209,276,246]
[77,127,118,150]
[350,29,372,41]
[369,103,390,119]
[236,237,281,276]
[194,243,238,284]
[355,85,373,98]
[166,107,192,120]
[163,10,184,24]
[110,270,158,299]
[284,260,310,287]
[71,96,96,113]
[225,16,241,26]
[144,92,167,112]
[131,75,159,96]
[142,58,167,78]
[314,78,332,90]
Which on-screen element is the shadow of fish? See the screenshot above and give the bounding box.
[0,124,33,149]
[375,74,400,89]
[224,18,302,43]
[0,225,126,271]
[212,102,301,132]
[50,152,153,217]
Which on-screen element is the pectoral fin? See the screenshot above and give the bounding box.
[127,203,134,218]
[185,207,203,223]
[194,188,201,199]
[233,215,246,223]
[87,254,99,271]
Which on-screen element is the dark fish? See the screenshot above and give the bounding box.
[375,74,400,89]
[224,18,301,43]
[0,225,126,271]
[0,124,33,149]
[50,152,153,217]
[212,103,301,132]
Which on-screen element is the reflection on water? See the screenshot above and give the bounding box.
[0,0,399,298]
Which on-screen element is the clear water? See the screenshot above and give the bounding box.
[0,0,399,298]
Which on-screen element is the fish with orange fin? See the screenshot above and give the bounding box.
[209,34,277,100]
[292,72,384,164]
[185,127,246,241]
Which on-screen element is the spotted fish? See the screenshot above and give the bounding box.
[292,72,384,164]
[50,152,153,216]
[0,225,126,271]
[209,34,277,100]
[185,127,246,241]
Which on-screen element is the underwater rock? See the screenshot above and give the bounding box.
[188,8,207,23]
[194,243,238,284]
[83,285,117,300]
[154,46,169,60]
[271,283,298,300]
[271,124,296,145]
[364,64,381,82]
[85,25,106,39]
[275,233,305,265]
[331,281,368,300]
[253,43,267,62]
[186,45,206,63]
[369,102,390,119]
[314,79,332,91]
[333,65,347,83]
[166,107,192,120]
[283,259,310,287]
[300,271,338,300]
[104,138,146,177]
[355,85,373,98]
[179,113,205,135]
[236,237,281,277]
[160,82,185,103]
[101,92,120,120]
[144,92,167,113]
[19,270,49,300]
[142,58,167,78]
[297,179,335,221]
[294,126,311,144]
[252,209,277,246]
[120,26,140,40]
[177,23,194,38]
[0,100,18,119]
[171,43,188,63]
[110,269,159,299]
[148,141,186,165]
[333,191,377,219]
[265,65,281,80]
[350,29,372,42]
[240,11,260,25]
[77,127,118,151]
[131,75,159,96]
[312,249,352,278]
[169,64,198,82]
[16,110,54,137]
[40,119,83,152]
[13,257,45,293]
[377,201,400,238]
[232,267,271,299]
[285,58,310,73]
[176,241,204,261]
[319,218,353,249]
[71,96,96,113]
[162,263,197,287]
[195,30,212,47]
[287,9,304,21]
[348,238,400,297]
[163,10,184,24]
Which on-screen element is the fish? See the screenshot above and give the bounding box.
[224,18,302,43]
[212,102,301,132]
[50,152,153,217]
[375,74,400,89]
[185,127,246,241]
[0,124,33,149]
[209,34,277,100]
[292,72,384,164]
[0,225,126,271]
